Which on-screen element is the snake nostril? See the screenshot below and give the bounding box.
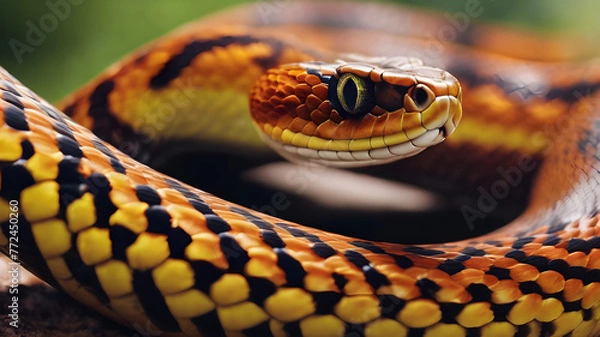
[412,84,434,110]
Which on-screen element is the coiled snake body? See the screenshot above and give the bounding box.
[2,2,600,337]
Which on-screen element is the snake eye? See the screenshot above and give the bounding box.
[334,73,375,116]
[410,84,435,110]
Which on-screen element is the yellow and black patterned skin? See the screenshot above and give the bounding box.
[3,2,600,337]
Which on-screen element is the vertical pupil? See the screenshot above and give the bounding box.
[343,79,358,112]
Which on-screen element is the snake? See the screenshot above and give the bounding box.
[2,1,600,337]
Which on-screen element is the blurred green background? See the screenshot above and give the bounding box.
[0,0,598,103]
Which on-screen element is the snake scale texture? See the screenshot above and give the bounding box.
[3,2,600,337]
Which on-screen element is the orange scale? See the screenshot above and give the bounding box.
[369,68,384,83]
[493,257,519,269]
[381,72,416,87]
[366,254,400,268]
[78,146,106,162]
[372,114,389,137]
[278,113,297,128]
[327,109,342,124]
[383,111,404,136]
[24,108,55,130]
[376,283,421,301]
[282,95,301,108]
[461,257,494,270]
[296,103,312,120]
[263,85,277,98]
[582,283,600,309]
[326,262,363,279]
[76,157,93,177]
[301,122,318,135]
[451,269,486,285]
[331,119,358,140]
[534,246,569,260]
[287,118,309,133]
[292,250,323,264]
[26,126,58,150]
[267,72,278,82]
[141,174,170,189]
[283,238,315,254]
[521,243,544,255]
[212,210,246,222]
[71,133,95,149]
[274,105,290,116]
[344,279,376,296]
[423,268,455,282]
[304,74,322,86]
[304,272,339,293]
[587,250,600,269]
[246,256,286,285]
[352,114,377,139]
[156,188,188,205]
[490,280,522,304]
[80,150,112,172]
[484,245,512,256]
[314,120,338,139]
[536,270,565,294]
[164,204,206,236]
[201,200,229,212]
[226,219,261,236]
[234,232,267,251]
[247,246,277,262]
[403,266,432,280]
[407,256,441,269]
[565,251,589,267]
[287,68,305,78]
[434,280,470,303]
[563,279,584,302]
[21,99,45,111]
[124,170,148,185]
[509,264,540,282]
[305,94,322,111]
[186,233,227,268]
[281,84,297,96]
[295,73,307,83]
[338,64,373,77]
[482,274,500,287]
[372,263,406,276]
[259,99,275,112]
[310,109,330,125]
[312,83,329,101]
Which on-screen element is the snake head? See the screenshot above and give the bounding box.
[249,56,462,167]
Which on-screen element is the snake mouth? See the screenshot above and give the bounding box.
[258,126,448,168]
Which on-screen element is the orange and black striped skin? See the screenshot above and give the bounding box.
[3,2,600,337]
